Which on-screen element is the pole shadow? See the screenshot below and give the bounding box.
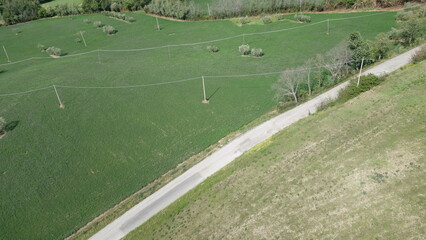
[207,87,221,101]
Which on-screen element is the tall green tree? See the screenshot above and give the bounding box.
[348,32,371,70]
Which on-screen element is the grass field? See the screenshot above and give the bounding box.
[126,62,426,239]
[0,11,397,239]
[42,0,83,7]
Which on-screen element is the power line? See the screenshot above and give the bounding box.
[0,12,390,67]
[0,59,368,96]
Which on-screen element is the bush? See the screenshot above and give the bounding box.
[37,44,47,52]
[239,17,250,25]
[83,19,91,24]
[207,45,219,53]
[411,45,426,63]
[251,48,264,57]
[103,25,117,35]
[338,74,383,102]
[262,16,272,24]
[75,38,82,43]
[125,16,135,22]
[93,21,104,28]
[46,47,62,56]
[12,28,21,35]
[294,14,311,23]
[277,14,285,20]
[239,44,251,55]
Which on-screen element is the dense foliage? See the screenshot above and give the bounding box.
[0,0,423,24]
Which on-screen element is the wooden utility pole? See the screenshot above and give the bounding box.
[327,19,330,35]
[80,31,87,47]
[3,45,11,62]
[357,57,365,87]
[202,76,209,103]
[156,17,160,31]
[53,85,64,109]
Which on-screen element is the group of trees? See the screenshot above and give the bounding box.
[0,0,424,24]
[273,5,426,104]
[0,0,148,25]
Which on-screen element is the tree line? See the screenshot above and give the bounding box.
[0,0,423,25]
[273,3,426,105]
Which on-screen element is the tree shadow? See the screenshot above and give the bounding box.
[207,88,221,101]
[0,70,6,74]
[5,121,19,132]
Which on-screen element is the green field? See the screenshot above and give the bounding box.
[127,62,426,239]
[42,0,83,7]
[0,12,396,239]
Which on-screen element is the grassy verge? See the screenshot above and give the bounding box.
[126,62,426,239]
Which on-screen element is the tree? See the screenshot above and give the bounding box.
[396,17,426,45]
[273,67,305,103]
[370,32,392,61]
[315,41,352,80]
[348,32,371,69]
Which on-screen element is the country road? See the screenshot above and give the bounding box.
[89,45,424,240]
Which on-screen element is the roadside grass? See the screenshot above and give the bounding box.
[0,11,397,239]
[126,62,426,239]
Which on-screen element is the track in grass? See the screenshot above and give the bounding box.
[0,11,396,240]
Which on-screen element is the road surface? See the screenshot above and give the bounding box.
[89,45,423,240]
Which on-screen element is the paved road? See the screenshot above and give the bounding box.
[89,45,423,240]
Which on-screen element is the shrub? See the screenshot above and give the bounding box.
[12,28,21,35]
[338,74,383,102]
[294,14,311,23]
[262,16,272,24]
[411,45,426,63]
[93,21,104,28]
[239,17,250,25]
[75,38,82,43]
[125,16,136,22]
[277,14,285,20]
[207,45,219,53]
[46,47,62,56]
[83,19,91,24]
[239,44,251,55]
[396,11,414,22]
[251,48,264,57]
[404,2,421,12]
[103,25,117,35]
[37,44,47,52]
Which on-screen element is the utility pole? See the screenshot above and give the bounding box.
[53,85,64,109]
[156,17,160,31]
[327,19,330,35]
[357,57,365,87]
[3,45,11,62]
[80,31,87,47]
[201,76,208,103]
